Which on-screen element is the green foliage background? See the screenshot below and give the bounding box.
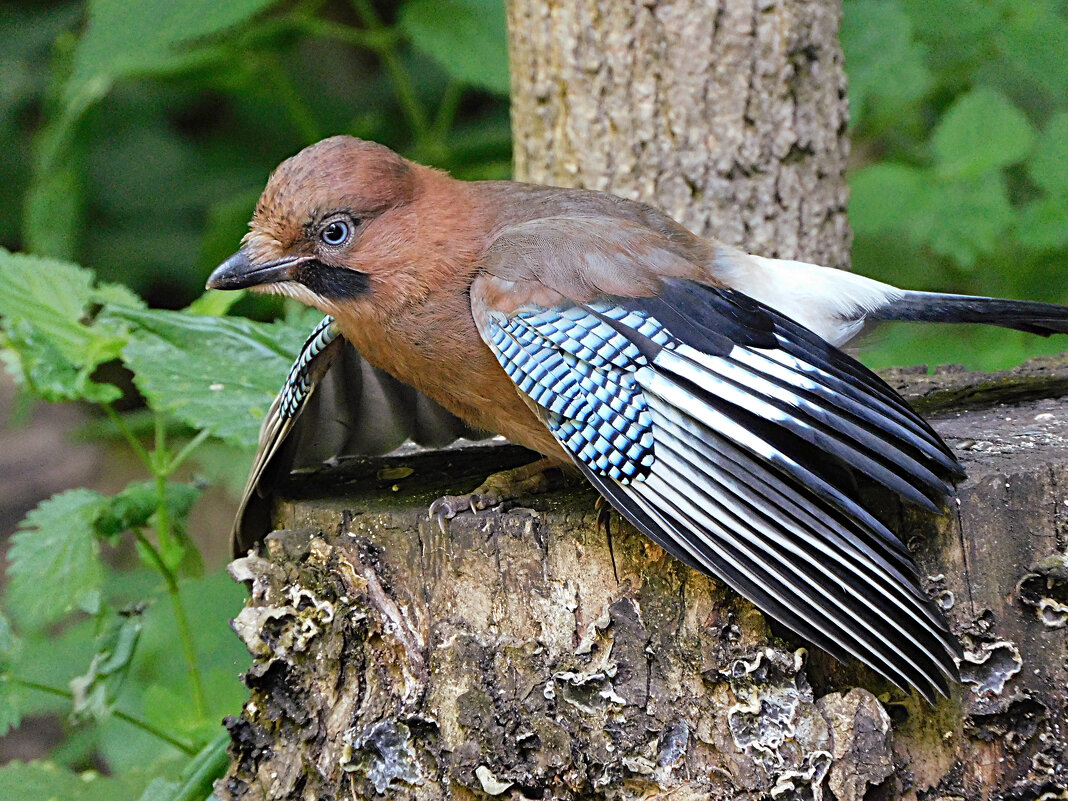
[0,0,1065,798]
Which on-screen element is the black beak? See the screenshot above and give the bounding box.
[206,250,305,290]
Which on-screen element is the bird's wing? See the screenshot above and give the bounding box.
[471,221,963,700]
[233,315,484,553]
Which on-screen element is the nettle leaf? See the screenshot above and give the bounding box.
[105,306,318,449]
[841,0,931,129]
[0,249,141,402]
[400,0,510,95]
[70,609,144,724]
[1028,111,1068,202]
[932,87,1036,179]
[6,489,107,629]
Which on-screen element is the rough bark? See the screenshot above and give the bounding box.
[508,0,852,268]
[217,355,1068,800]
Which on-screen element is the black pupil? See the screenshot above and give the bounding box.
[323,221,347,245]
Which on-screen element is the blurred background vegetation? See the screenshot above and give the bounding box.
[1,0,1065,370]
[0,0,1065,797]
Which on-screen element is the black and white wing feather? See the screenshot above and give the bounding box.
[233,315,483,553]
[475,278,962,701]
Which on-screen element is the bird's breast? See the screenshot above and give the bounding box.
[333,303,567,460]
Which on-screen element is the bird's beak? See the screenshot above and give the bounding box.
[206,250,305,290]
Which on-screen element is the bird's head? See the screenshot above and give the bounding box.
[207,136,443,318]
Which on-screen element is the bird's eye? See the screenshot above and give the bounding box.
[320,219,352,247]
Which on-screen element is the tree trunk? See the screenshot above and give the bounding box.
[216,1,1068,798]
[217,356,1068,801]
[508,0,852,268]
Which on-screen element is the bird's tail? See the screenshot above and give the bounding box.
[872,291,1068,337]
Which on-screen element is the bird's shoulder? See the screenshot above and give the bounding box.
[469,181,723,306]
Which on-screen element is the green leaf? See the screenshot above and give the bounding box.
[106,307,319,448]
[135,777,181,801]
[6,489,107,629]
[68,0,281,104]
[0,762,154,801]
[0,613,23,737]
[848,163,930,237]
[96,481,200,542]
[0,677,22,738]
[1028,111,1068,202]
[70,610,144,724]
[185,290,246,317]
[400,0,510,95]
[841,0,931,129]
[931,86,1036,178]
[917,173,1016,268]
[1017,197,1068,251]
[0,249,141,402]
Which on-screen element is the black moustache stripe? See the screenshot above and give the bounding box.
[298,261,371,299]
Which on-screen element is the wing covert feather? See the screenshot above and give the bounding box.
[471,250,963,701]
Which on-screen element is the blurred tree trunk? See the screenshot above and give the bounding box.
[216,2,1068,800]
[508,0,852,268]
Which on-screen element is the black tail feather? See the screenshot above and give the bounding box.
[874,292,1068,336]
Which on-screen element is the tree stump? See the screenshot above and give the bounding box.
[217,353,1068,801]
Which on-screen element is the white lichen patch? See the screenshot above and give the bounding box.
[960,640,1023,698]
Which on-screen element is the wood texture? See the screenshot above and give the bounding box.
[217,356,1068,800]
[507,0,852,268]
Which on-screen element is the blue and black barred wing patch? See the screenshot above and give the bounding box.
[476,278,962,702]
[484,303,672,482]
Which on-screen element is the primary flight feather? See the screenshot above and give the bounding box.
[208,136,1068,702]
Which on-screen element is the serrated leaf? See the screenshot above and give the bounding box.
[932,87,1036,178]
[105,306,318,448]
[400,0,510,95]
[1028,112,1068,201]
[841,0,931,129]
[0,249,139,402]
[5,489,107,629]
[0,761,154,801]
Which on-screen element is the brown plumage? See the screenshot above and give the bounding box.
[208,135,1068,701]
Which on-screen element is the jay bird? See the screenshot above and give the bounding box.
[208,136,1068,702]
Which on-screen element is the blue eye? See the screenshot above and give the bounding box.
[320,219,351,246]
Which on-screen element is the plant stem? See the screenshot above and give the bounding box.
[102,403,152,470]
[431,80,463,145]
[171,732,231,801]
[135,531,209,721]
[166,428,211,476]
[153,415,175,560]
[262,57,322,143]
[293,16,397,50]
[9,677,197,755]
[350,0,429,138]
